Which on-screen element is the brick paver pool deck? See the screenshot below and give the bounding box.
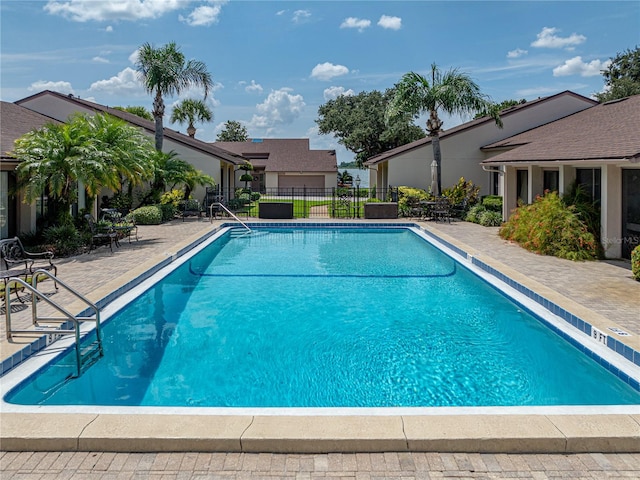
[1,218,639,478]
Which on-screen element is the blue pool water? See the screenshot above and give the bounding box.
[6,227,639,407]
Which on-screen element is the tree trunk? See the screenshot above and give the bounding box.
[187,123,196,138]
[153,91,165,151]
[431,133,442,195]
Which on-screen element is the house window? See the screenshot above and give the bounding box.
[622,169,640,259]
[516,170,528,204]
[576,168,601,203]
[543,170,559,193]
[491,171,499,195]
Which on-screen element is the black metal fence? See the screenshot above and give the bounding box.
[203,186,398,219]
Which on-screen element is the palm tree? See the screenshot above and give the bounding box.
[170,98,213,138]
[387,64,502,193]
[13,113,155,224]
[84,113,155,192]
[135,42,214,151]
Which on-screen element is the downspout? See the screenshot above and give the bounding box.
[482,165,504,175]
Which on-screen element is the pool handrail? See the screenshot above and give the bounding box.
[209,202,251,232]
[4,269,103,377]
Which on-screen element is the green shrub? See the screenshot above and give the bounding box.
[441,177,480,208]
[499,191,599,261]
[632,245,640,281]
[482,195,503,212]
[397,186,430,217]
[130,205,163,225]
[160,189,183,207]
[42,224,84,256]
[250,192,261,202]
[465,204,485,223]
[479,210,503,227]
[158,203,176,221]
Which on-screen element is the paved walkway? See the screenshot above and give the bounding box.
[2,450,640,479]
[2,218,639,478]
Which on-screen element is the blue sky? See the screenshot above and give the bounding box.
[1,1,638,164]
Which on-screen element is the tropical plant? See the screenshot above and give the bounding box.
[397,186,431,217]
[42,223,84,256]
[140,150,215,204]
[216,120,249,141]
[13,113,155,225]
[386,64,502,193]
[170,98,213,138]
[135,41,214,151]
[441,177,480,208]
[160,189,184,207]
[632,245,640,281]
[499,191,599,261]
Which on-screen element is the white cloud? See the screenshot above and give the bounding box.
[105,25,113,32]
[340,17,371,32]
[515,86,564,97]
[28,80,74,94]
[531,27,586,49]
[248,88,305,128]
[292,9,311,24]
[377,15,401,30]
[244,80,263,94]
[553,56,611,77]
[44,0,185,22]
[92,56,109,63]
[323,86,355,101]
[179,2,226,27]
[507,48,528,58]
[310,62,349,81]
[88,67,141,94]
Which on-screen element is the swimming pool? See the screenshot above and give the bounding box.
[4,226,640,408]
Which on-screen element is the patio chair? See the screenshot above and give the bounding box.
[85,214,118,252]
[178,199,204,221]
[0,237,58,298]
[101,208,138,243]
[432,197,452,223]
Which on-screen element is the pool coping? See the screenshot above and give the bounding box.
[1,221,639,453]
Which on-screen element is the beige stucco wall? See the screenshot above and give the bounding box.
[383,94,596,196]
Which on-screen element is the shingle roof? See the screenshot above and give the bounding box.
[482,95,640,164]
[213,138,338,173]
[15,90,246,165]
[1,101,61,159]
[364,90,597,166]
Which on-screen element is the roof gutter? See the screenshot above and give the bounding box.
[482,165,504,175]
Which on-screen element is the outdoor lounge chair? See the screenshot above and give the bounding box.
[0,237,58,299]
[85,214,118,252]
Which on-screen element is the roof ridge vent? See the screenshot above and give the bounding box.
[602,97,628,105]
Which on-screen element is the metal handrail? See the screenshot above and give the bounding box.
[210,202,251,232]
[4,270,102,377]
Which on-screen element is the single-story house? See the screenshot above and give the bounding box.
[2,90,341,236]
[364,91,597,197]
[482,94,640,259]
[213,138,338,193]
[0,101,62,238]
